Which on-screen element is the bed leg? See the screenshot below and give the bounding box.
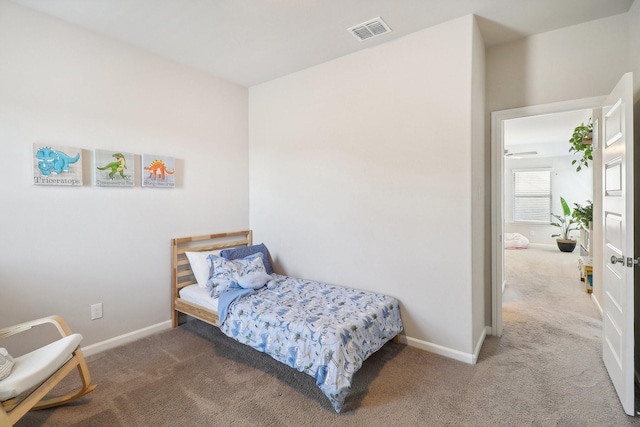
[393,334,401,344]
[171,310,179,328]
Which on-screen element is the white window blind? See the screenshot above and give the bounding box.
[512,169,551,223]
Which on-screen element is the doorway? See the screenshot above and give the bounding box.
[491,96,605,337]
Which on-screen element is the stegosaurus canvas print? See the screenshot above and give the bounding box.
[141,154,175,188]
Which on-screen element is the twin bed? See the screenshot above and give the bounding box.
[171,230,403,412]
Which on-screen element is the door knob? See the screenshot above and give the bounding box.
[611,255,624,264]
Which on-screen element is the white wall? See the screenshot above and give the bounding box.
[471,18,487,354]
[486,13,630,112]
[503,156,593,245]
[250,16,482,358]
[0,1,249,351]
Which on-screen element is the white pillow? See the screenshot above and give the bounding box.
[237,270,272,289]
[185,250,218,287]
[0,347,14,380]
[504,232,529,249]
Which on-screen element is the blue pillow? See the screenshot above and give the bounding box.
[220,243,273,275]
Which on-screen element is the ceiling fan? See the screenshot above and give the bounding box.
[504,149,538,159]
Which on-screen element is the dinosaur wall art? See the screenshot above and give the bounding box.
[33,144,83,186]
[141,154,176,188]
[144,159,174,180]
[97,152,127,179]
[35,146,80,176]
[94,150,134,187]
[31,146,176,188]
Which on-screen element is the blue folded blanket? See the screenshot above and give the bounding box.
[217,282,255,324]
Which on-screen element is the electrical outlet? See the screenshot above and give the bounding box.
[91,303,103,320]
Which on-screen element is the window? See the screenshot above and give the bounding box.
[512,169,551,223]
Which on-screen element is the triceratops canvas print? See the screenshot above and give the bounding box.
[141,154,175,188]
[33,143,83,186]
[94,149,135,187]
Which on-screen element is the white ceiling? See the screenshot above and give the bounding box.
[504,109,593,159]
[10,0,635,87]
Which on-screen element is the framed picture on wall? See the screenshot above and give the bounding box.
[141,154,175,188]
[32,143,83,186]
[94,149,135,187]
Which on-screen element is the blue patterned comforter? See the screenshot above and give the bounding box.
[218,274,403,412]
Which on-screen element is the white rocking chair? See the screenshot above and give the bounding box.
[0,316,96,427]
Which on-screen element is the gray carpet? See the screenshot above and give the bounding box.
[16,246,640,426]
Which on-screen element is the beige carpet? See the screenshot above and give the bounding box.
[15,246,640,426]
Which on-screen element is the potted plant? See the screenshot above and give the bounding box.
[572,200,593,230]
[551,196,580,252]
[569,121,593,172]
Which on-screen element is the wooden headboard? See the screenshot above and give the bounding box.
[171,230,252,327]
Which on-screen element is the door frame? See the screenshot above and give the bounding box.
[491,96,606,336]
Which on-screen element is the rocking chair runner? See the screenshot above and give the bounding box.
[0,316,96,427]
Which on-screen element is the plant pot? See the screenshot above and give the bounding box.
[556,239,577,253]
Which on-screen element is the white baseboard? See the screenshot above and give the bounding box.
[400,328,488,365]
[591,293,603,316]
[472,327,490,364]
[81,320,172,357]
[83,320,489,366]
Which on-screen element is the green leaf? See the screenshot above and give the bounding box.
[560,197,571,216]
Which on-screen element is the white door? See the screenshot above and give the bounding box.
[602,72,635,416]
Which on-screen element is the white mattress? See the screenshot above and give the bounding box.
[178,285,219,312]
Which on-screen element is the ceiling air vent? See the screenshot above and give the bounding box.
[348,17,391,41]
